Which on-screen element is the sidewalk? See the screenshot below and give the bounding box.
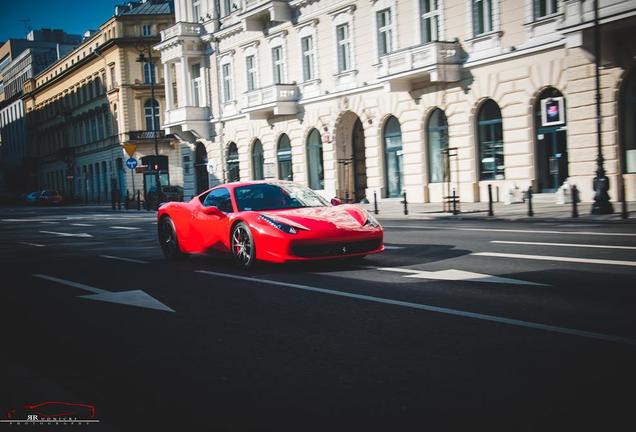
[358,200,636,223]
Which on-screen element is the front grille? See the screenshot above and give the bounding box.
[291,238,382,258]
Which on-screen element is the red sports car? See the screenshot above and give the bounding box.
[157,181,383,269]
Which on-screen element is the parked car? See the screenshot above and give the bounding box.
[145,185,183,209]
[21,191,42,205]
[39,190,64,205]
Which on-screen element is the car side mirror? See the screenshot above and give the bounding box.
[330,198,342,206]
[202,205,225,217]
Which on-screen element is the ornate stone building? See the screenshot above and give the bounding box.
[23,1,176,201]
[157,0,636,204]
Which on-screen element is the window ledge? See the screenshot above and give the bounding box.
[465,30,503,43]
[333,69,358,78]
[300,78,321,86]
[524,12,563,27]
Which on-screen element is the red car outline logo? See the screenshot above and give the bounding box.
[5,401,96,419]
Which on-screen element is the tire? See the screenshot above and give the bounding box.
[158,216,187,260]
[231,222,256,270]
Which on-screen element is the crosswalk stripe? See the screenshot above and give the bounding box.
[472,252,636,267]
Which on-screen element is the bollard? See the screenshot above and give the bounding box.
[527,186,534,217]
[621,179,628,220]
[137,190,141,211]
[488,184,494,217]
[571,185,579,218]
[452,189,458,215]
[373,191,379,215]
[402,191,408,215]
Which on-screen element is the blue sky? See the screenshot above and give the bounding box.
[0,0,121,42]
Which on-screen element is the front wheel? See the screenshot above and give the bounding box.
[231,222,256,270]
[158,216,187,260]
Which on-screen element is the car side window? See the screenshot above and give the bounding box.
[203,188,233,213]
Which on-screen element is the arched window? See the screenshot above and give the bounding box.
[144,99,160,131]
[307,128,324,189]
[427,108,448,183]
[277,134,293,181]
[227,142,240,182]
[477,99,504,180]
[252,140,264,180]
[621,71,636,174]
[383,116,403,197]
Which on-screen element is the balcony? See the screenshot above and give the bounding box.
[240,0,291,31]
[161,22,203,40]
[376,41,463,92]
[242,84,299,120]
[127,130,166,141]
[157,22,205,63]
[164,106,210,138]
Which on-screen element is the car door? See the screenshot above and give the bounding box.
[191,187,233,252]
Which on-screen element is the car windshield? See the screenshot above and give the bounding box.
[234,183,329,211]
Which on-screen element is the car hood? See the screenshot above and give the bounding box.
[262,205,369,230]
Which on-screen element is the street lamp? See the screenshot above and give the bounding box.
[135,45,162,211]
[591,0,613,214]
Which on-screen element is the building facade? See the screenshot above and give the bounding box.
[22,1,176,202]
[0,29,81,193]
[158,0,636,204]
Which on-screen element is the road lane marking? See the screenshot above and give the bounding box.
[100,255,149,264]
[472,252,636,267]
[109,226,141,230]
[39,221,59,224]
[383,225,636,236]
[195,270,636,346]
[32,274,174,312]
[375,267,547,286]
[39,230,93,238]
[491,240,636,250]
[17,241,45,247]
[71,223,94,227]
[383,245,404,250]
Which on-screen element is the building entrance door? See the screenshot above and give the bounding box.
[537,127,568,192]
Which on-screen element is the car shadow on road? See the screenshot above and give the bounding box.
[183,243,472,275]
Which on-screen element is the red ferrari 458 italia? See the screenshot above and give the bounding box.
[157,181,383,269]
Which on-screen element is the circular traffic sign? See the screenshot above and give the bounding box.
[126,158,138,170]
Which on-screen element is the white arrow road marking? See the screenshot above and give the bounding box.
[491,240,636,250]
[39,230,93,238]
[109,226,141,230]
[100,255,149,264]
[375,267,546,286]
[17,241,45,247]
[32,274,174,312]
[195,270,636,346]
[473,252,636,267]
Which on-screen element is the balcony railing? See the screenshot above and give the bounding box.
[127,130,166,140]
[164,106,210,125]
[240,0,291,30]
[160,22,203,41]
[243,84,298,112]
[377,41,462,83]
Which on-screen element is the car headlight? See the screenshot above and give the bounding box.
[259,214,298,234]
[364,211,381,228]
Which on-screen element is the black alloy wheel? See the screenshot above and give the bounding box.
[159,216,186,260]
[231,222,256,270]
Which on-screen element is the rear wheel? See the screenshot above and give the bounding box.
[159,216,186,260]
[231,222,256,270]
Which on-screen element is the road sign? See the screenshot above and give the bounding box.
[123,144,137,157]
[126,158,138,170]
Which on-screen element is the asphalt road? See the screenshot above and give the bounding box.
[1,205,635,431]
